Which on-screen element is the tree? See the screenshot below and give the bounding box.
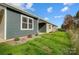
[62,15,73,31]
[75,11,79,18]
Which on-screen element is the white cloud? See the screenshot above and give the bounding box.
[26,3,33,9]
[53,15,63,18]
[63,3,73,6]
[11,3,21,6]
[44,17,49,20]
[9,3,35,11]
[61,6,69,12]
[24,3,35,11]
[47,7,53,13]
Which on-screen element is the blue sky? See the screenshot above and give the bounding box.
[13,3,79,27]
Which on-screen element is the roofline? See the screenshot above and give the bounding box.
[0,3,57,26]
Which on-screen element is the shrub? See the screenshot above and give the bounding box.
[58,28,65,31]
[14,37,20,41]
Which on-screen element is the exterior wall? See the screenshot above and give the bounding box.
[0,11,4,39]
[46,23,53,33]
[6,9,38,39]
[39,23,46,33]
[52,26,57,32]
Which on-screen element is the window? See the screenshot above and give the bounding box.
[29,18,33,29]
[21,15,34,30]
[22,16,28,29]
[49,25,51,29]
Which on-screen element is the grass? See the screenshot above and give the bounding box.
[0,31,72,55]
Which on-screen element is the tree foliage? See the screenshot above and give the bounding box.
[75,11,79,18]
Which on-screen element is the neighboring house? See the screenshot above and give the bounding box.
[0,3,57,40]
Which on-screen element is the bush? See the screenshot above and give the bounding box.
[14,37,20,41]
[58,28,65,31]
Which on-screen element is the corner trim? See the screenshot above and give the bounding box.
[4,7,7,40]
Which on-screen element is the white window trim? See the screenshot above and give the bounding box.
[20,15,34,30]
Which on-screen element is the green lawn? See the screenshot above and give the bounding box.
[0,31,72,55]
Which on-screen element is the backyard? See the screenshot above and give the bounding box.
[0,31,73,55]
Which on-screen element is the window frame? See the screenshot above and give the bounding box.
[28,17,34,29]
[21,15,34,30]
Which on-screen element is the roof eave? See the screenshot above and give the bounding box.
[0,3,57,26]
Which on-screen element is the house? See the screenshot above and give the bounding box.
[52,25,58,32]
[0,3,57,41]
[38,18,57,33]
